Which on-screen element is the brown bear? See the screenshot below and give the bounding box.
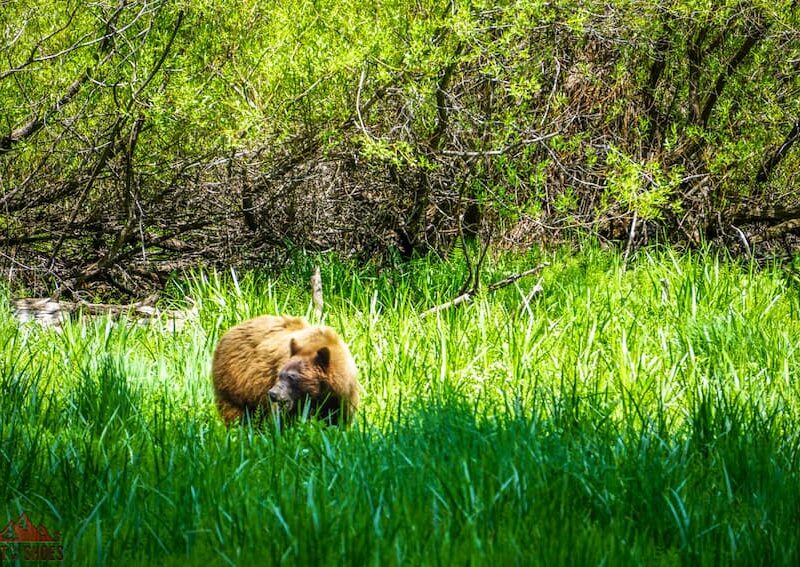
[211,314,360,427]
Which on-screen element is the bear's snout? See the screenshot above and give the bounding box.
[268,382,291,404]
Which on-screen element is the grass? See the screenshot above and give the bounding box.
[2,247,800,565]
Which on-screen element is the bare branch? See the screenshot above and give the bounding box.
[623,211,638,265]
[0,0,135,155]
[486,263,550,292]
[355,66,373,141]
[700,21,766,127]
[756,120,800,183]
[730,225,752,257]
[0,72,88,155]
[420,292,472,318]
[423,262,549,317]
[311,265,324,322]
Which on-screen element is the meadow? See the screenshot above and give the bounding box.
[2,247,800,565]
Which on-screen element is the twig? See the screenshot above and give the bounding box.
[730,225,751,257]
[487,262,549,292]
[421,262,549,318]
[420,293,473,318]
[311,265,324,322]
[623,211,638,265]
[355,66,373,141]
[439,134,557,157]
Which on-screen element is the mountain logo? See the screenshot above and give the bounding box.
[0,512,63,562]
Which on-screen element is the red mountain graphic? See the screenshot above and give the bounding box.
[0,512,61,543]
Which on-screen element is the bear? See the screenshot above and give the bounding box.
[211,314,360,427]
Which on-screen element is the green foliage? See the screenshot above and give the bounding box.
[2,0,800,288]
[1,0,793,190]
[604,147,683,219]
[2,248,800,564]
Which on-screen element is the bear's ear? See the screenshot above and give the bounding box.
[315,347,330,370]
[290,338,299,356]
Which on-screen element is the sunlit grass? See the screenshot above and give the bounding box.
[2,247,799,565]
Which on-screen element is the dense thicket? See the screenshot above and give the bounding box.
[2,1,799,296]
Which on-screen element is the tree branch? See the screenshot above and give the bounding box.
[756,120,800,183]
[0,73,88,155]
[422,262,549,318]
[0,0,132,155]
[700,19,766,127]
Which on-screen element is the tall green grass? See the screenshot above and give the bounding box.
[2,248,800,565]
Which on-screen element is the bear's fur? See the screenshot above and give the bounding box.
[211,315,360,426]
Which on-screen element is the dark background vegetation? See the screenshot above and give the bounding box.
[2,0,799,297]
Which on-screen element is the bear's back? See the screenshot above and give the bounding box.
[211,314,360,425]
[212,315,309,407]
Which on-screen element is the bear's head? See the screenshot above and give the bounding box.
[267,328,357,425]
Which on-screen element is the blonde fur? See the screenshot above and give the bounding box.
[212,315,359,425]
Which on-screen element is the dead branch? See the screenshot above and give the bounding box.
[750,218,800,244]
[486,262,550,292]
[730,225,752,257]
[0,73,88,155]
[731,204,800,224]
[623,211,638,265]
[422,262,549,318]
[515,281,544,319]
[420,292,473,318]
[311,265,324,321]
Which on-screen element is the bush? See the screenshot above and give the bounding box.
[2,1,799,296]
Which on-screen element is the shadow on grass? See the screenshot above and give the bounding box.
[1,359,798,566]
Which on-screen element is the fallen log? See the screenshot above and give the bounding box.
[11,297,197,332]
